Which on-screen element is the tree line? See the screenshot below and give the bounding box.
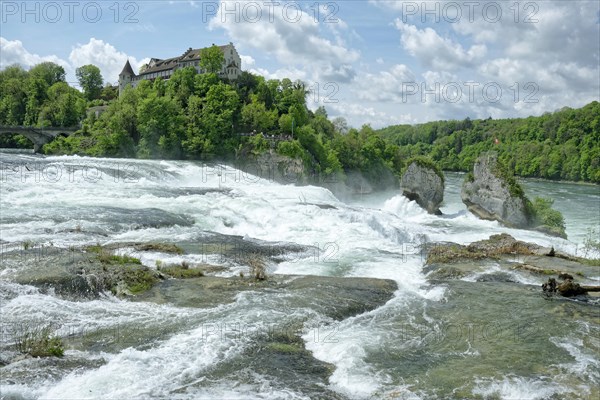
[0,60,598,187]
[377,102,600,183]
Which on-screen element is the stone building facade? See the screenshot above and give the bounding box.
[119,43,241,95]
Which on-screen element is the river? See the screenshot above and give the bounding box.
[1,152,599,399]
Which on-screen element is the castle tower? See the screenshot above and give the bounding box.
[118,60,135,96]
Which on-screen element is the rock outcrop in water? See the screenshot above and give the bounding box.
[400,157,444,215]
[461,152,532,228]
[237,150,307,185]
[425,233,552,264]
[424,233,600,298]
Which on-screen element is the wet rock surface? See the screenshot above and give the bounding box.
[461,152,531,228]
[1,242,396,396]
[401,161,445,214]
[1,248,158,298]
[424,234,600,301]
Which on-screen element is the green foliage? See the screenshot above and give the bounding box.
[76,64,103,101]
[100,84,118,101]
[582,228,600,258]
[276,140,305,159]
[329,125,401,189]
[377,102,600,183]
[121,265,158,294]
[491,155,526,199]
[28,62,66,87]
[86,244,142,265]
[241,97,278,132]
[531,197,567,237]
[159,264,205,278]
[15,325,64,357]
[7,61,596,194]
[200,45,225,74]
[0,62,85,130]
[38,82,86,127]
[137,94,184,159]
[247,133,270,155]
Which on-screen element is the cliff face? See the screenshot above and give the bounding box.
[400,161,444,215]
[461,152,532,228]
[236,150,307,185]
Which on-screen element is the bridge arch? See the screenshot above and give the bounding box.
[0,126,78,152]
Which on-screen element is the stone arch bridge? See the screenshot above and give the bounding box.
[0,126,78,152]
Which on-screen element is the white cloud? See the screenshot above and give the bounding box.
[353,64,416,102]
[395,20,486,70]
[208,0,359,83]
[0,37,69,71]
[329,102,415,128]
[168,1,199,7]
[239,55,255,68]
[68,38,149,85]
[247,65,307,82]
[1,37,148,88]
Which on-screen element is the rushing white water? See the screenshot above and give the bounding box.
[1,152,599,399]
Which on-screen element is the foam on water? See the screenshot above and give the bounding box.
[36,291,304,399]
[472,376,572,399]
[2,153,599,399]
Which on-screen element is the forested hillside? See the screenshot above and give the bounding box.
[377,102,600,183]
[1,60,598,186]
[0,61,403,190]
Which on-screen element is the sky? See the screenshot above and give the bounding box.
[1,0,599,128]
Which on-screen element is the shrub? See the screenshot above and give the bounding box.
[582,228,600,258]
[245,253,267,280]
[531,197,566,237]
[277,139,305,159]
[160,264,205,279]
[492,159,526,199]
[248,133,270,155]
[15,325,64,357]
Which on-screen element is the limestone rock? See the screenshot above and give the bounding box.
[240,150,306,185]
[401,160,444,214]
[461,152,532,228]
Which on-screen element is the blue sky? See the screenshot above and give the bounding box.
[1,0,599,128]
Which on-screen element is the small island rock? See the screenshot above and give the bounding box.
[400,159,445,215]
[461,152,532,228]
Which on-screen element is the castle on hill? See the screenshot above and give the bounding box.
[118,42,242,95]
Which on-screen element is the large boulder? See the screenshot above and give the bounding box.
[400,158,445,214]
[461,152,532,228]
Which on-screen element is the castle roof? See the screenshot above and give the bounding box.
[138,44,233,77]
[120,60,135,76]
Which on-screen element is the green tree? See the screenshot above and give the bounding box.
[28,62,65,87]
[0,65,28,125]
[166,67,197,107]
[241,97,278,132]
[37,82,85,127]
[200,82,240,155]
[24,78,49,126]
[183,94,213,157]
[200,45,225,74]
[100,84,119,101]
[137,95,184,158]
[76,64,103,101]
